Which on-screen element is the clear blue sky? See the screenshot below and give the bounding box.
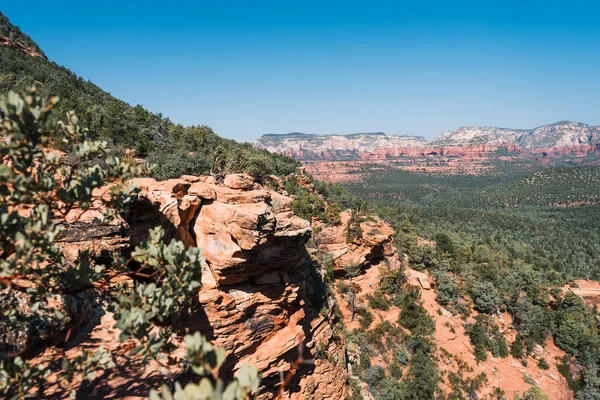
[3,1,600,141]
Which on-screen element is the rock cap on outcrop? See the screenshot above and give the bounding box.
[132,174,311,285]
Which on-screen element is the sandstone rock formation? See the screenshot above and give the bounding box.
[564,280,600,306]
[132,174,312,285]
[432,121,600,148]
[126,173,346,398]
[10,173,347,399]
[313,210,395,273]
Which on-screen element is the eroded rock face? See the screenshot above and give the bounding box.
[4,174,347,399]
[132,176,311,285]
[314,211,395,273]
[128,175,346,399]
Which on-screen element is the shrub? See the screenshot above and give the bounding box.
[363,365,386,387]
[395,349,410,366]
[389,362,403,379]
[472,281,502,314]
[324,202,342,225]
[291,190,325,221]
[398,287,435,336]
[345,209,364,243]
[521,387,551,400]
[511,333,526,358]
[537,358,550,370]
[357,308,374,330]
[367,290,391,310]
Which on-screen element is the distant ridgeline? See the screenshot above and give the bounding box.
[256,131,428,160]
[254,122,600,162]
[0,11,299,180]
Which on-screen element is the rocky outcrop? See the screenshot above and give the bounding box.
[4,173,347,399]
[313,211,395,273]
[565,280,600,306]
[127,174,347,399]
[0,34,47,59]
[0,289,99,358]
[132,174,312,285]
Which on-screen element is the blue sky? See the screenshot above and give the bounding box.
[3,1,600,141]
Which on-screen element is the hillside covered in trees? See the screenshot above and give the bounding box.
[0,10,299,181]
[336,164,600,398]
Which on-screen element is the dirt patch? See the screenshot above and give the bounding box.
[418,275,573,400]
[564,280,600,306]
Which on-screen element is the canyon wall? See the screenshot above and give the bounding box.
[254,124,600,181]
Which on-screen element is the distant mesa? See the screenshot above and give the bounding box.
[254,122,600,162]
[254,131,428,161]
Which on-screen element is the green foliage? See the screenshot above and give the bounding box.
[395,349,409,366]
[465,316,509,362]
[324,202,342,225]
[0,89,259,398]
[363,365,385,387]
[111,227,203,360]
[366,290,391,311]
[345,209,364,243]
[471,281,502,314]
[357,307,374,330]
[510,297,554,353]
[520,386,551,400]
[511,333,526,359]
[378,264,406,295]
[433,271,459,307]
[466,318,491,362]
[447,369,488,400]
[342,158,600,398]
[398,287,435,337]
[150,333,260,400]
[291,190,325,221]
[347,378,363,400]
[400,350,440,400]
[553,292,600,365]
[435,233,456,258]
[149,129,299,182]
[537,358,550,370]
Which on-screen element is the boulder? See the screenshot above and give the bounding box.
[223,173,257,190]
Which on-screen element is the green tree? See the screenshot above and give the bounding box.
[472,281,502,314]
[435,233,456,258]
[344,263,362,321]
[345,209,363,243]
[401,350,440,399]
[291,190,325,221]
[324,202,342,226]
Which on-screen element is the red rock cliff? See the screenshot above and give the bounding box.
[129,174,347,399]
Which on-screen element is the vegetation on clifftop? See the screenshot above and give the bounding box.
[0,89,259,399]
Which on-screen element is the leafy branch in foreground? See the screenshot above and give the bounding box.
[0,88,259,399]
